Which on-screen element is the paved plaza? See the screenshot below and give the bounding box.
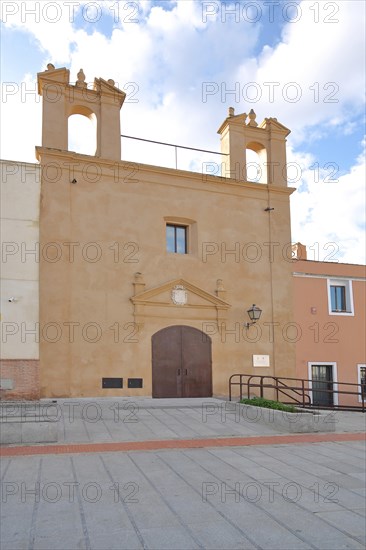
[1,399,365,549]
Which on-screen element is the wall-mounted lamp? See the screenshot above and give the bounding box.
[244,304,262,329]
[71,179,77,184]
[8,297,18,303]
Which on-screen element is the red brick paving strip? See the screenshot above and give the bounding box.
[1,432,364,456]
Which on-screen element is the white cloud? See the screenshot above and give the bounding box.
[0,74,42,163]
[238,0,366,143]
[1,0,78,63]
[290,142,366,264]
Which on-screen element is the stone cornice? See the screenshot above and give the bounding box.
[35,146,296,197]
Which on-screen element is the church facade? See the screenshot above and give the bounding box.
[1,64,296,399]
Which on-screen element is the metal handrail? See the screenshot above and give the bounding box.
[245,375,311,407]
[229,374,365,412]
[121,134,228,171]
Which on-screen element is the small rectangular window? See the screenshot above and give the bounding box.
[166,224,187,254]
[327,279,354,316]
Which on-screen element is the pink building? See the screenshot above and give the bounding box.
[293,244,366,409]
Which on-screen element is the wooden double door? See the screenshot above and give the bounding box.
[152,326,212,398]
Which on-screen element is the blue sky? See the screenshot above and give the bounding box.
[1,0,365,263]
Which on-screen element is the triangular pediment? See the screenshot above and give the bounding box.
[131,278,230,309]
[260,117,291,136]
[217,112,247,134]
[37,66,70,95]
[94,77,126,106]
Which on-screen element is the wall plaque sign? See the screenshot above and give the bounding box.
[253,355,270,367]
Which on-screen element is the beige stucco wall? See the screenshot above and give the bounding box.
[0,160,40,360]
[37,148,296,398]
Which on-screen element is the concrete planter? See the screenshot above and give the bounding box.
[0,401,58,444]
[0,419,58,444]
[238,403,336,433]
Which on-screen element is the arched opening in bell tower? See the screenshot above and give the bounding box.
[246,141,267,184]
[68,107,97,156]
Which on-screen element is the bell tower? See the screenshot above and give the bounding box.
[37,63,126,160]
[217,107,291,186]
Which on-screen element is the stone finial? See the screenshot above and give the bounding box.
[216,279,226,300]
[228,107,235,117]
[46,63,55,71]
[107,79,115,86]
[76,68,87,88]
[133,272,145,295]
[291,243,307,261]
[247,109,258,127]
[216,279,224,290]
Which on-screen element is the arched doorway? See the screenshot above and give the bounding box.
[152,326,212,398]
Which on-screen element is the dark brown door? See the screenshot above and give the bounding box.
[311,365,334,406]
[152,326,212,398]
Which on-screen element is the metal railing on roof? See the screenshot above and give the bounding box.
[121,134,227,172]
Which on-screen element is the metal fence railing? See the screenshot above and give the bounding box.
[229,374,366,412]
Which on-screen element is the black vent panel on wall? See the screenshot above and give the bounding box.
[128,378,143,388]
[102,378,123,389]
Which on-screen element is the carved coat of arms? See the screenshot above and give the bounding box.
[171,285,188,306]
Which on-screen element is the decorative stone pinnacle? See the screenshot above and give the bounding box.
[247,109,258,127]
[133,272,145,295]
[108,79,115,86]
[76,68,87,88]
[216,279,225,290]
[216,278,226,299]
[228,107,235,117]
[46,63,55,71]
